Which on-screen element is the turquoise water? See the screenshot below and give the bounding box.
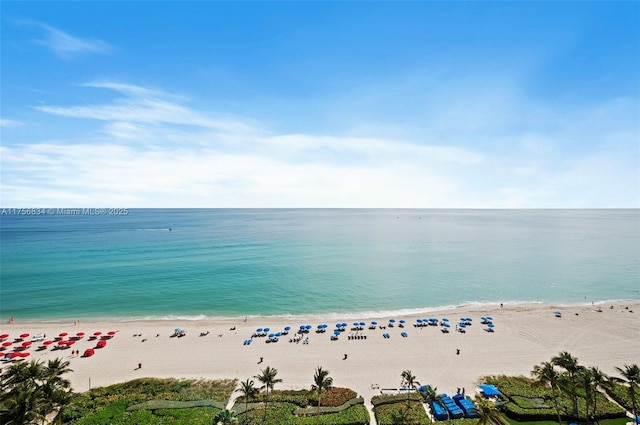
[1,209,638,321]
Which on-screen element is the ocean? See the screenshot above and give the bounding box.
[1,209,638,321]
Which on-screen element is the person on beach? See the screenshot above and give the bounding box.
[343,353,348,360]
[258,357,263,364]
[456,348,460,355]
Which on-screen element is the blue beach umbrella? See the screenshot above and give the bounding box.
[256,328,263,332]
[268,333,274,338]
[353,322,359,326]
[276,332,282,336]
[371,321,378,325]
[442,318,449,322]
[487,323,495,328]
[264,328,270,332]
[335,323,341,328]
[485,316,493,320]
[466,317,473,322]
[284,326,291,331]
[389,319,396,323]
[416,319,423,323]
[459,323,467,328]
[399,320,405,323]
[342,323,348,327]
[334,330,341,335]
[443,323,451,328]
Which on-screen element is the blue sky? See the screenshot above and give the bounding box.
[1,2,638,207]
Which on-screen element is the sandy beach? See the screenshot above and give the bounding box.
[2,301,638,413]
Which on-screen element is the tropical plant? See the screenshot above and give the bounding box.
[401,370,419,407]
[475,395,506,425]
[532,361,563,424]
[312,366,333,423]
[0,358,74,425]
[235,378,257,424]
[552,351,581,420]
[613,364,640,424]
[253,366,282,424]
[214,408,239,424]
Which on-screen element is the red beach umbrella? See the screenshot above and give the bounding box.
[83,348,95,357]
[0,333,9,340]
[21,341,32,348]
[107,331,116,336]
[58,332,68,337]
[76,332,85,336]
[20,333,29,339]
[66,340,75,346]
[20,352,30,358]
[2,342,12,347]
[93,331,102,336]
[10,352,21,359]
[43,340,53,345]
[95,340,106,348]
[57,340,67,346]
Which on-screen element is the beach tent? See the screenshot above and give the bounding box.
[83,348,95,357]
[479,384,503,398]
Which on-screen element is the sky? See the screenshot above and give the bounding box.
[1,2,639,208]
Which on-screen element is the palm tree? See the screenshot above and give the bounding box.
[253,366,282,424]
[532,361,563,425]
[235,378,257,424]
[553,351,581,420]
[614,364,640,425]
[0,358,74,425]
[312,366,333,423]
[401,370,419,407]
[475,395,505,425]
[214,408,239,425]
[589,367,608,424]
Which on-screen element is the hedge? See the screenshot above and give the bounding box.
[293,397,364,416]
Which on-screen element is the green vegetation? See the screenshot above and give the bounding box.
[60,377,235,424]
[373,398,429,425]
[483,354,636,424]
[0,358,74,424]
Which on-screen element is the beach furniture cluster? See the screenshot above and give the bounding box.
[241,315,496,346]
[420,385,481,420]
[0,330,117,362]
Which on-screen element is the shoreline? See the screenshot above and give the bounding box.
[6,298,638,324]
[2,300,638,410]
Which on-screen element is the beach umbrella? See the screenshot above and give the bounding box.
[276,332,282,337]
[443,323,451,328]
[416,319,423,323]
[2,342,12,347]
[466,318,473,322]
[335,323,341,328]
[83,348,95,357]
[0,333,9,340]
[21,341,32,348]
[20,333,29,339]
[20,352,30,358]
[305,325,312,330]
[268,333,275,338]
[371,321,378,325]
[359,322,366,326]
[108,331,116,336]
[256,328,263,332]
[389,319,396,323]
[76,331,85,336]
[459,323,467,328]
[66,340,76,346]
[399,320,405,323]
[485,316,493,320]
[57,340,67,346]
[487,323,495,328]
[59,332,68,337]
[333,330,341,335]
[94,331,102,336]
[284,326,290,331]
[263,328,270,332]
[43,340,53,345]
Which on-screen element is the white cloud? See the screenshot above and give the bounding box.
[0,119,24,128]
[3,82,639,208]
[26,21,112,58]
